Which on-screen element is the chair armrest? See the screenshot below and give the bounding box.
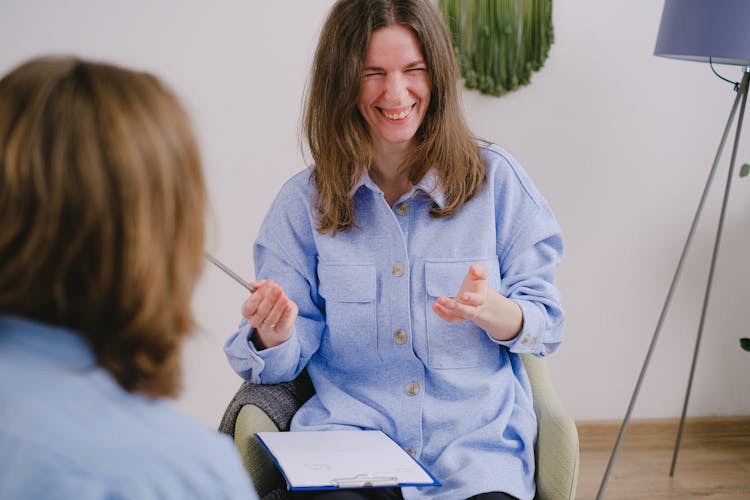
[234,405,284,497]
[219,372,315,499]
[219,371,315,438]
[521,354,580,500]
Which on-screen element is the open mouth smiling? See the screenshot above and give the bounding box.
[380,104,415,121]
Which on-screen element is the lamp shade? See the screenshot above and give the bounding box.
[654,0,750,66]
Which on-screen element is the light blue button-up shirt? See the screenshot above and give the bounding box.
[225,143,564,500]
[0,316,258,500]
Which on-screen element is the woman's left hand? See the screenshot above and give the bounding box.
[431,263,488,322]
[431,263,523,342]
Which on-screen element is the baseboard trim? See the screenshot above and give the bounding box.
[575,416,750,457]
[576,415,750,437]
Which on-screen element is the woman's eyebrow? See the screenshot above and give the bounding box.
[362,60,427,71]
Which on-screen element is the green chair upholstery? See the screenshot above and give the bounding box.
[221,354,578,500]
[521,354,580,500]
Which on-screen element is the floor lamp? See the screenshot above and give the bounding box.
[596,1,750,498]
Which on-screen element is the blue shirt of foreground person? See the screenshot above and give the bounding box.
[0,317,257,500]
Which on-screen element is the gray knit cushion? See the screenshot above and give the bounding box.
[218,371,315,437]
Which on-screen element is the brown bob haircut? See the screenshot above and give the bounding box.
[0,56,206,398]
[305,0,485,234]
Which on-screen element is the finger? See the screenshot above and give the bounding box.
[263,292,291,330]
[254,287,281,326]
[276,301,299,332]
[241,279,275,317]
[458,265,485,294]
[432,300,463,322]
[258,301,279,330]
[469,263,488,280]
[241,293,262,318]
[431,302,453,322]
[244,283,276,326]
[447,301,479,321]
[457,291,483,306]
[436,296,478,321]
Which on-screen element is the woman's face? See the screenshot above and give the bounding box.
[357,24,431,155]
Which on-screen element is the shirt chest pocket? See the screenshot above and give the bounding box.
[424,258,502,369]
[317,263,378,364]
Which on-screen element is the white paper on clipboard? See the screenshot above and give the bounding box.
[255,430,440,490]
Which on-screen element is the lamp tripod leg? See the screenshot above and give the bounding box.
[670,69,750,476]
[595,69,749,500]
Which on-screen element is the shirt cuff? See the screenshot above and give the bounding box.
[254,332,301,383]
[224,318,300,383]
[495,299,545,355]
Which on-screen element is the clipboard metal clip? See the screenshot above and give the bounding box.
[332,474,399,488]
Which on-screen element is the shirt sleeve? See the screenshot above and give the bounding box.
[487,147,565,356]
[497,204,564,356]
[223,174,326,384]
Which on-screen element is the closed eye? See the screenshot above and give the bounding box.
[363,71,384,78]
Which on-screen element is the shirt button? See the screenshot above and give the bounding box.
[391,263,405,277]
[395,202,409,215]
[405,382,420,396]
[406,448,416,456]
[393,329,408,344]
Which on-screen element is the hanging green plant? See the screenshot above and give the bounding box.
[439,0,554,96]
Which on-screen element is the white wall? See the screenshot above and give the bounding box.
[2,0,748,426]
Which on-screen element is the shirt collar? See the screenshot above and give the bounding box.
[413,169,447,208]
[351,169,447,209]
[0,315,96,367]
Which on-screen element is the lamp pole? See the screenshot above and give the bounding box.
[670,66,749,475]
[596,66,750,500]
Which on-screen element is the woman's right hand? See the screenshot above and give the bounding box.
[241,279,298,350]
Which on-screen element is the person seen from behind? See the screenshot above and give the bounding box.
[0,55,259,500]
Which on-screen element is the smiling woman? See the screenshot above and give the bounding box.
[222,1,565,499]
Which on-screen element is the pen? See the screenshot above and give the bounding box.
[204,253,256,292]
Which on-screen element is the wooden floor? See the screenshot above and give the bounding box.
[575,416,750,499]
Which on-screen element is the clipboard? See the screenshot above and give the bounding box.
[255,430,440,491]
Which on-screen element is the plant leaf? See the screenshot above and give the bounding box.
[741,337,750,351]
[739,163,750,178]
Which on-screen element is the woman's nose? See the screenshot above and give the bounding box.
[384,73,407,103]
